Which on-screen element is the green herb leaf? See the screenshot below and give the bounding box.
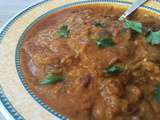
[103,65,123,74]
[154,86,160,102]
[40,74,64,85]
[92,21,105,28]
[124,19,142,33]
[145,30,160,45]
[58,25,70,38]
[96,38,115,48]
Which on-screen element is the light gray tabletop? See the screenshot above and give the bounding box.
[0,0,41,119]
[0,0,41,27]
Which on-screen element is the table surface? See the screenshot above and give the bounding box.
[0,0,40,27]
[0,0,41,119]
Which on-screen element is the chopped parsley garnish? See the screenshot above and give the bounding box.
[124,19,142,33]
[145,30,160,45]
[96,38,115,48]
[103,65,123,74]
[58,25,70,38]
[40,74,64,85]
[154,86,160,102]
[92,21,105,28]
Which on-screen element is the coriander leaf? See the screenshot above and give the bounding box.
[58,25,70,38]
[92,21,105,27]
[103,65,123,74]
[96,38,115,48]
[145,30,160,45]
[124,19,142,33]
[40,74,64,85]
[154,86,160,102]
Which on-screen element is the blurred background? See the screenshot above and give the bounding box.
[0,0,41,27]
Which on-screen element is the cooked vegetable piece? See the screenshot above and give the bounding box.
[58,25,70,38]
[92,21,105,27]
[154,86,160,102]
[145,30,160,45]
[103,65,123,74]
[96,38,115,48]
[40,74,64,85]
[124,19,142,33]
